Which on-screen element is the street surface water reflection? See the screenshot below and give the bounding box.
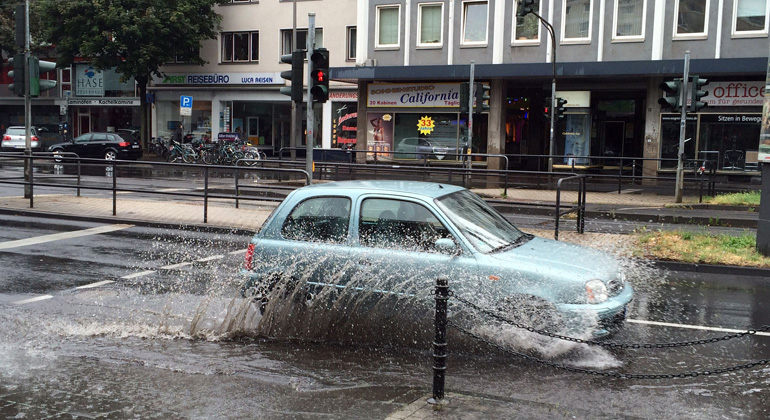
[1,248,769,418]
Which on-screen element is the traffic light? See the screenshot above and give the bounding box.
[543,97,551,120]
[474,82,490,114]
[555,97,567,120]
[310,48,330,104]
[279,50,304,102]
[28,56,57,97]
[459,82,470,114]
[658,78,682,111]
[8,55,25,97]
[516,0,536,17]
[690,75,709,112]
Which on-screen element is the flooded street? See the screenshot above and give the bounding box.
[1,215,769,419]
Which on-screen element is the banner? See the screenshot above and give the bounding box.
[367,83,461,108]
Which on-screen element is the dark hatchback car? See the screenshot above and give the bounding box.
[48,132,143,160]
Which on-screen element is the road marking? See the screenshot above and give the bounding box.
[160,261,193,270]
[75,280,115,289]
[229,249,246,255]
[13,295,53,305]
[0,224,134,250]
[121,270,156,279]
[196,255,224,262]
[156,188,191,192]
[627,318,770,337]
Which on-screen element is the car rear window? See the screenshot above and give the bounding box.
[281,196,351,243]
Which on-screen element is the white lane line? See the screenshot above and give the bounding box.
[121,270,156,279]
[0,224,134,251]
[160,261,193,270]
[627,318,770,337]
[229,249,246,255]
[196,255,224,262]
[75,280,115,290]
[13,295,53,305]
[156,188,191,192]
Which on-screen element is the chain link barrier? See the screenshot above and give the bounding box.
[448,320,770,379]
[451,293,770,350]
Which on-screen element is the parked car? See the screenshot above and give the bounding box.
[1,126,42,152]
[394,137,462,160]
[240,180,633,338]
[48,132,143,160]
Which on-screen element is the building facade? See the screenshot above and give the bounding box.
[333,0,768,178]
[150,0,359,154]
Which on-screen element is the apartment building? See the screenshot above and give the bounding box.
[149,0,358,154]
[335,0,768,177]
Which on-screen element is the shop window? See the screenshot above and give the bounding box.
[733,0,769,36]
[613,0,646,40]
[674,0,709,38]
[418,3,443,47]
[698,113,761,171]
[461,1,488,45]
[376,5,401,48]
[659,115,697,169]
[346,26,357,61]
[281,28,324,55]
[222,31,259,62]
[513,0,540,44]
[562,0,593,43]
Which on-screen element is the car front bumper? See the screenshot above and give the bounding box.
[557,282,634,338]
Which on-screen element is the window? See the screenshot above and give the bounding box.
[376,5,400,47]
[674,0,709,38]
[733,0,769,36]
[461,1,488,45]
[358,198,451,252]
[346,26,357,60]
[513,0,540,43]
[281,197,351,243]
[418,3,443,46]
[281,28,324,55]
[221,31,259,62]
[563,0,593,42]
[613,0,645,40]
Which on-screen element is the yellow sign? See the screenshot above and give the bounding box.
[417,115,435,135]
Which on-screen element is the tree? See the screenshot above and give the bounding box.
[35,0,224,147]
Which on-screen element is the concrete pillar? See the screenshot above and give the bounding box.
[487,78,506,173]
[642,77,663,186]
[758,163,770,255]
[355,81,368,163]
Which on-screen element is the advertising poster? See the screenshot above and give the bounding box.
[332,102,357,148]
[367,112,394,158]
[761,87,770,162]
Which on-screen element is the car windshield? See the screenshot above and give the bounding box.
[435,189,529,254]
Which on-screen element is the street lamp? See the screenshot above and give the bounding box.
[517,1,557,172]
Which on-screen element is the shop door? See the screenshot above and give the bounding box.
[78,114,91,137]
[602,121,625,165]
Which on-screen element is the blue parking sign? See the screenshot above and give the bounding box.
[180,95,193,108]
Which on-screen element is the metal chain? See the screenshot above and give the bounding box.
[451,293,770,350]
[449,320,770,379]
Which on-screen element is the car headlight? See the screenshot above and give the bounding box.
[585,279,608,304]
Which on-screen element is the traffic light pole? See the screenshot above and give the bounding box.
[525,9,557,172]
[23,0,32,198]
[306,14,315,180]
[674,51,691,203]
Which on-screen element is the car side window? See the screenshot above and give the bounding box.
[92,133,108,142]
[74,134,90,143]
[281,196,351,243]
[359,198,452,252]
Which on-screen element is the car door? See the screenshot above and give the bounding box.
[348,196,478,306]
[88,133,109,158]
[69,134,92,157]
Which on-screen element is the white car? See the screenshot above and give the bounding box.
[1,126,42,152]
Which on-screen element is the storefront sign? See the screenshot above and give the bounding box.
[67,98,140,106]
[367,83,461,108]
[330,91,358,100]
[76,66,104,96]
[158,73,282,85]
[705,81,765,107]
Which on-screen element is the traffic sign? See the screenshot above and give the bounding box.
[180,95,193,116]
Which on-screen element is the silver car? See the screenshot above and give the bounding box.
[241,180,633,338]
[1,126,41,152]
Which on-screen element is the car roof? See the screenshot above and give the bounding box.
[300,180,465,199]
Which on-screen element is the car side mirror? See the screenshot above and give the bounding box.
[435,238,459,255]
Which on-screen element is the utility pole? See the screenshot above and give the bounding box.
[306,14,315,180]
[23,0,32,198]
[289,0,299,160]
[674,51,691,203]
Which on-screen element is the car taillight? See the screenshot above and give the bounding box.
[118,142,130,147]
[244,243,255,270]
[31,136,38,142]
[2,135,9,141]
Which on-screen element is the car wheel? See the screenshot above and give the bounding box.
[240,273,297,315]
[497,295,564,333]
[104,150,118,161]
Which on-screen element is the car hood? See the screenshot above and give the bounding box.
[485,236,621,281]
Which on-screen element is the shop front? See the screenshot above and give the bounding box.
[658,81,764,173]
[67,64,140,137]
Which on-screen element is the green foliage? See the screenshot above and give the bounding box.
[704,190,761,206]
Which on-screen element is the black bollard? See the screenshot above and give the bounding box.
[429,276,449,404]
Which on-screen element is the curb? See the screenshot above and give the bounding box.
[652,259,770,279]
